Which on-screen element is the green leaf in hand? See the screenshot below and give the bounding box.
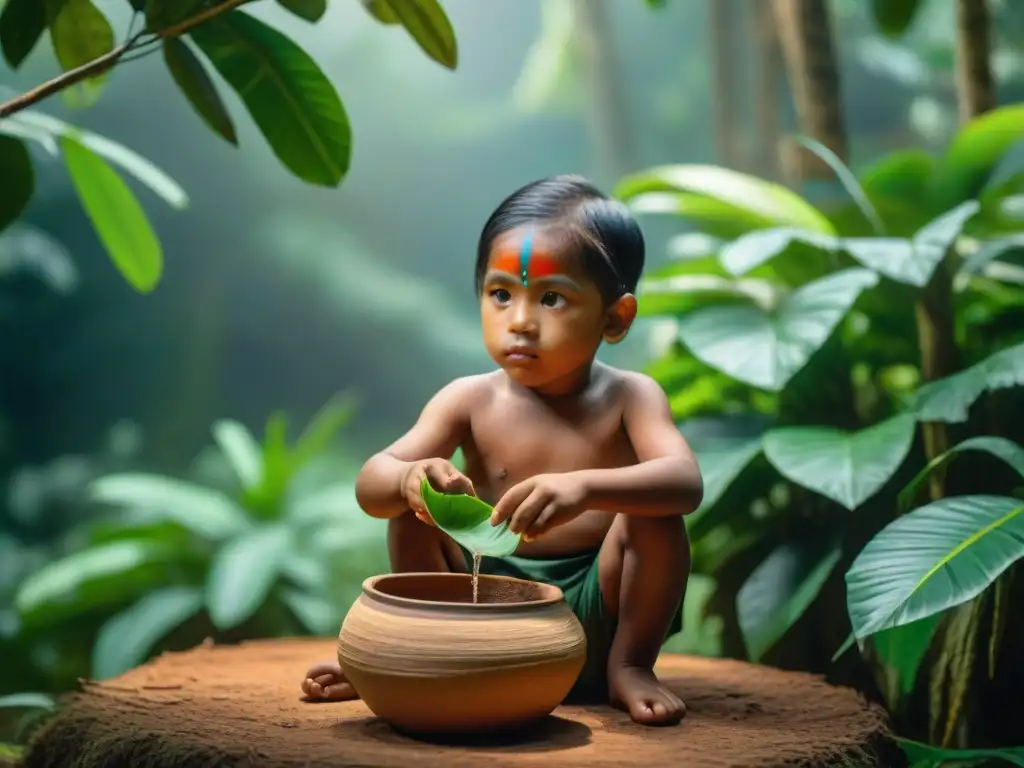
[845,495,1024,642]
[189,10,351,187]
[420,477,520,557]
[60,134,163,293]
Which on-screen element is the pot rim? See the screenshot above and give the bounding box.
[362,572,567,612]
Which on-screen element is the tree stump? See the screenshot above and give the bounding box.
[21,638,900,768]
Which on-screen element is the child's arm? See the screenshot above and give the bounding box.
[355,376,480,520]
[580,372,703,516]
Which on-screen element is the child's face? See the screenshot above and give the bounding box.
[479,226,636,393]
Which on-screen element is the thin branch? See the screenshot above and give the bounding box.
[0,0,251,119]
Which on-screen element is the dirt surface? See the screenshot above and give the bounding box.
[22,638,899,768]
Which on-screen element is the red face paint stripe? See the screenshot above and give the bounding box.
[489,251,563,281]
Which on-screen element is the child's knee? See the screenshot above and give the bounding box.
[625,514,688,551]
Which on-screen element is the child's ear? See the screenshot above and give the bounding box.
[602,294,638,344]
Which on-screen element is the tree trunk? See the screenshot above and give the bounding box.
[570,0,634,184]
[916,0,995,500]
[708,0,744,169]
[751,0,784,181]
[770,0,848,177]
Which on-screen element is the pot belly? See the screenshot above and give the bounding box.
[337,593,587,734]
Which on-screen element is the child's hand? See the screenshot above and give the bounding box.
[401,458,476,526]
[489,473,588,541]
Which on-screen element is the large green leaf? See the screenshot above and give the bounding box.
[677,268,879,391]
[899,436,1024,512]
[206,524,292,630]
[374,0,457,69]
[60,134,163,293]
[291,391,358,468]
[870,0,922,38]
[845,495,1024,640]
[145,0,205,31]
[933,104,1024,209]
[89,473,251,540]
[189,10,351,187]
[623,191,786,240]
[615,165,835,235]
[420,477,520,557]
[763,414,916,510]
[49,0,114,106]
[737,538,841,662]
[860,149,936,205]
[10,110,188,208]
[872,613,941,697]
[911,341,1024,422]
[685,436,763,540]
[898,738,1024,768]
[276,0,327,22]
[844,201,979,287]
[637,273,779,318]
[0,0,46,68]
[0,135,33,230]
[91,586,204,680]
[162,37,238,146]
[212,419,263,491]
[15,539,180,628]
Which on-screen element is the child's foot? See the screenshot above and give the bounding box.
[300,662,359,701]
[609,664,686,726]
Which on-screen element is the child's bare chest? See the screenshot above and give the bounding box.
[461,396,636,505]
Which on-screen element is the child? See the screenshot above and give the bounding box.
[301,175,703,726]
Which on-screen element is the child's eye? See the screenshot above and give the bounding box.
[541,292,566,308]
[490,288,511,304]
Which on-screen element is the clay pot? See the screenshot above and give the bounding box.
[336,572,587,734]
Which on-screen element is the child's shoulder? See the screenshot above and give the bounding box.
[433,371,505,405]
[596,362,664,398]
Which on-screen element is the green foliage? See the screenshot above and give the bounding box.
[12,394,378,681]
[420,477,520,557]
[617,103,1024,752]
[870,0,923,39]
[0,0,460,292]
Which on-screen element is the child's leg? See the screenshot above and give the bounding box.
[598,513,690,725]
[302,510,465,701]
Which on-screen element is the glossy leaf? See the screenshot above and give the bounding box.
[900,436,1024,512]
[845,495,1024,641]
[280,587,338,635]
[677,268,880,392]
[15,539,178,626]
[376,0,457,69]
[206,525,292,630]
[860,149,935,204]
[874,614,941,698]
[911,341,1024,423]
[13,110,188,208]
[959,233,1024,277]
[737,539,841,661]
[616,165,835,235]
[0,693,56,711]
[277,0,327,22]
[898,739,1024,768]
[934,104,1024,209]
[189,10,351,187]
[91,586,204,680]
[420,477,520,556]
[145,0,205,31]
[89,473,251,540]
[686,436,764,539]
[0,0,46,68]
[870,0,922,38]
[49,0,114,105]
[763,414,916,510]
[61,135,163,294]
[212,419,263,490]
[625,191,786,240]
[162,37,238,145]
[717,227,836,278]
[0,135,33,230]
[291,391,358,468]
[637,273,779,318]
[360,0,399,23]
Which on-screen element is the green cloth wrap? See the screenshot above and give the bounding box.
[459,546,683,702]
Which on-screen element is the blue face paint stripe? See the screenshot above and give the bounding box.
[519,230,533,286]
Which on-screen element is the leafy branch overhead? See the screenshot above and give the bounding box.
[0,0,458,293]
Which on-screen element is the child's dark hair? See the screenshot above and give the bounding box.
[474,175,645,303]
